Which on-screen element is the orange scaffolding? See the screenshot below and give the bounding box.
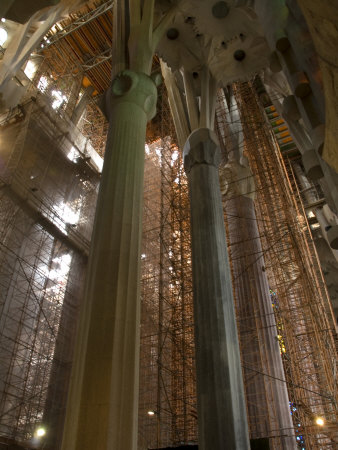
[231,81,337,448]
[1,8,336,445]
[138,85,197,449]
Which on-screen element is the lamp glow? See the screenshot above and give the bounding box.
[36,427,46,437]
[147,410,155,416]
[315,417,324,426]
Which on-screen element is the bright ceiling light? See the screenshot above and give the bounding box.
[147,410,155,416]
[315,417,324,426]
[36,427,46,437]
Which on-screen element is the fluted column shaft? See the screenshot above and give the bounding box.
[183,128,249,450]
[225,193,296,449]
[61,71,158,450]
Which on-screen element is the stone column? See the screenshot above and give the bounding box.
[183,128,250,450]
[64,74,82,120]
[61,70,158,450]
[220,160,296,448]
[70,85,95,126]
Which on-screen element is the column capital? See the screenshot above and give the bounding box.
[183,128,221,174]
[110,70,160,121]
[219,159,256,200]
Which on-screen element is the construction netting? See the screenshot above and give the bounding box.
[0,93,99,448]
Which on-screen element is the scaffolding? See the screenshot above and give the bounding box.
[0,30,198,446]
[0,92,99,448]
[230,81,337,448]
[216,88,295,449]
[0,2,337,444]
[26,53,109,159]
[138,85,197,449]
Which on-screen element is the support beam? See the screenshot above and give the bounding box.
[43,0,113,49]
[81,48,113,72]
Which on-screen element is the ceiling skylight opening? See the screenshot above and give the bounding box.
[37,76,49,93]
[50,200,82,235]
[48,254,72,281]
[24,60,37,80]
[0,27,8,46]
[67,146,80,162]
[51,89,67,110]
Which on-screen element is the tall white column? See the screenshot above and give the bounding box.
[61,70,158,450]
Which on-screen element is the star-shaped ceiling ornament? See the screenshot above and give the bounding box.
[156,0,271,85]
